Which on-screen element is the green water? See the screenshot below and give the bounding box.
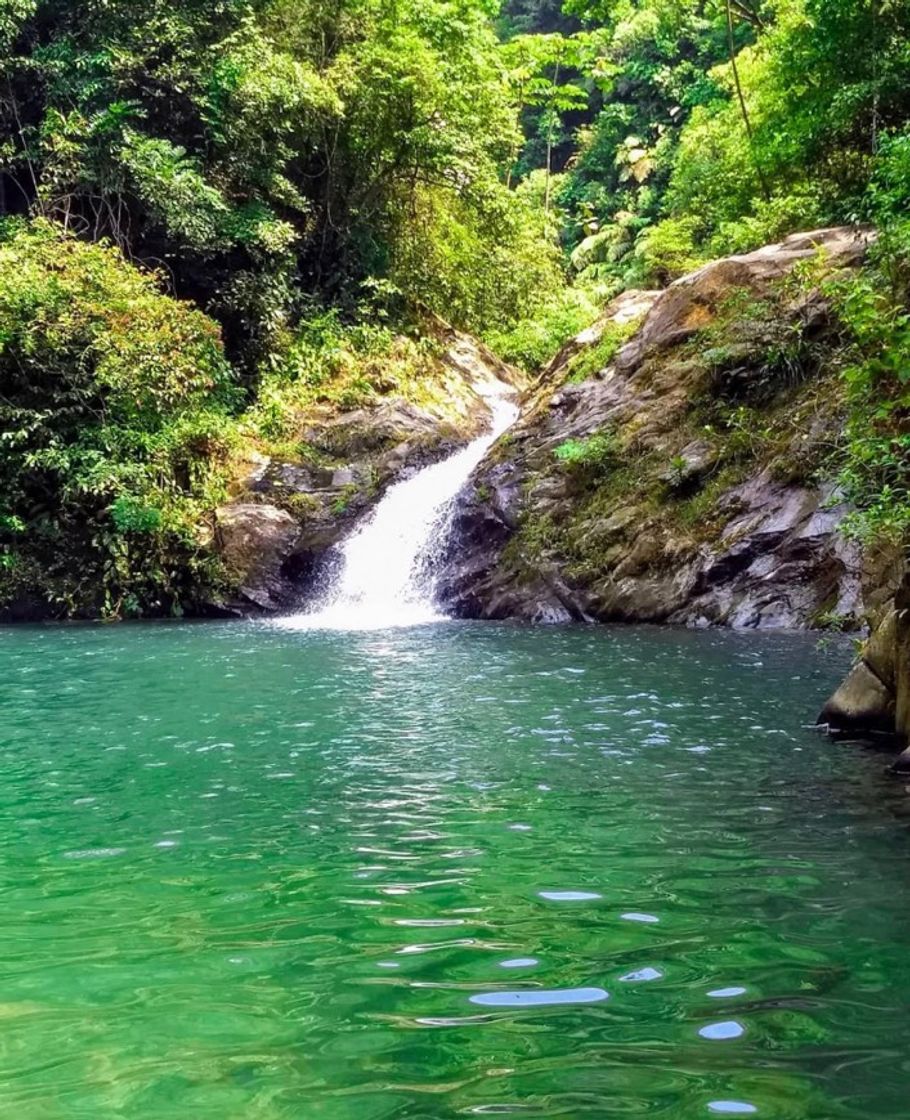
[2,620,909,1119]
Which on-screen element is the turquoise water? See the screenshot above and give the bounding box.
[1,620,909,1119]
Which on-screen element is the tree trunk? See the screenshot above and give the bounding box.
[725,0,771,203]
[544,60,560,219]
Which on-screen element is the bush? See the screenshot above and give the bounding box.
[563,314,647,384]
[553,431,618,473]
[624,216,705,287]
[484,282,607,372]
[709,185,828,257]
[246,308,478,449]
[825,262,910,541]
[0,219,238,618]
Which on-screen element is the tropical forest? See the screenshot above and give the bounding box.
[2,2,910,1117]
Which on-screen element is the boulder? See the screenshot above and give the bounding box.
[215,502,301,612]
[817,565,910,758]
[864,608,899,692]
[616,227,874,373]
[817,661,896,736]
[659,439,717,489]
[312,399,462,458]
[894,575,910,740]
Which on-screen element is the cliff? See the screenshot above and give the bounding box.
[438,228,892,629]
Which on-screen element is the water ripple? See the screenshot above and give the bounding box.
[2,621,905,1118]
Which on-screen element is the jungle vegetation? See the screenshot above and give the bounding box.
[0,0,908,616]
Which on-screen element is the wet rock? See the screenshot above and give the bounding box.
[215,503,301,612]
[817,661,896,735]
[895,590,910,742]
[892,745,910,774]
[818,565,910,756]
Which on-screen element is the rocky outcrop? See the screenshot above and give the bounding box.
[211,328,522,615]
[616,227,870,370]
[439,227,879,628]
[819,564,910,765]
[215,503,302,613]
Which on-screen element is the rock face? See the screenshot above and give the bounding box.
[211,328,522,616]
[438,227,879,629]
[819,565,910,764]
[215,503,302,613]
[616,227,870,370]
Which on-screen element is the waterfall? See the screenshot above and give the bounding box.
[278,380,518,631]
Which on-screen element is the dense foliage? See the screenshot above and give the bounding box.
[0,0,572,344]
[0,0,908,616]
[0,0,567,615]
[497,1,909,275]
[0,219,236,616]
[496,0,910,543]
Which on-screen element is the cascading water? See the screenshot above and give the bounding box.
[278,380,518,631]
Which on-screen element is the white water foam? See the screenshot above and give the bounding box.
[277,380,518,631]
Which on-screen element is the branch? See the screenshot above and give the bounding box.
[729,0,765,30]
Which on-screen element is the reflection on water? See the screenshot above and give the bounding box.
[1,620,909,1118]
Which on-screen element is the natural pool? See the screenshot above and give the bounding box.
[1,620,908,1119]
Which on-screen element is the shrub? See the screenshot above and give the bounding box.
[246,308,475,448]
[824,262,910,541]
[624,216,705,288]
[484,282,606,372]
[553,431,618,473]
[564,314,647,384]
[709,185,828,257]
[0,218,238,617]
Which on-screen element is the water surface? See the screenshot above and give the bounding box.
[2,621,909,1118]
